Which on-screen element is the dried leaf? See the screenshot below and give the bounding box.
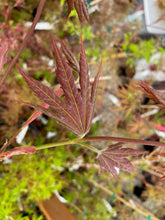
[0,146,36,161]
[97,143,148,179]
[138,80,165,110]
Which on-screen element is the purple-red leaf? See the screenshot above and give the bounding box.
[91,61,102,105]
[23,85,64,129]
[18,35,101,137]
[66,0,89,22]
[20,101,82,136]
[66,0,74,21]
[79,35,91,133]
[60,39,79,73]
[82,0,89,21]
[17,65,80,130]
[74,0,84,22]
[0,146,36,161]
[51,34,84,133]
[97,143,148,179]
[88,61,102,131]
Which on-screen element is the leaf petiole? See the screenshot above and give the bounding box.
[77,143,100,154]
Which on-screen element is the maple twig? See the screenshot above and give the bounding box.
[35,139,79,151]
[0,128,23,153]
[75,136,165,148]
[89,179,159,220]
[35,139,100,153]
[1,105,48,153]
[0,0,45,90]
[34,136,165,152]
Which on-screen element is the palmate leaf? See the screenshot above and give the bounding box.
[66,0,89,22]
[21,85,63,130]
[20,101,82,136]
[97,143,148,179]
[18,35,102,137]
[51,34,84,131]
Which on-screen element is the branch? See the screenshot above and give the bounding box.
[74,136,165,148]
[34,135,165,152]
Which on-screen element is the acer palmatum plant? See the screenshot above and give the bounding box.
[1,0,165,181]
[3,36,165,179]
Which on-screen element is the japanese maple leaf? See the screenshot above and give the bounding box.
[60,39,79,73]
[20,85,63,130]
[97,143,148,179]
[66,0,89,22]
[138,80,165,111]
[17,34,102,137]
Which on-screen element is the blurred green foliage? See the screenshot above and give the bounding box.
[0,148,65,219]
[122,32,164,67]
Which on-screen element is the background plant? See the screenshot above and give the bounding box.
[121,32,164,67]
[0,0,165,219]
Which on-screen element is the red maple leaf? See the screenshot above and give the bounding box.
[17,35,102,137]
[97,143,148,179]
[60,39,80,73]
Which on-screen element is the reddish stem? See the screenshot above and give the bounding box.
[75,136,165,148]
